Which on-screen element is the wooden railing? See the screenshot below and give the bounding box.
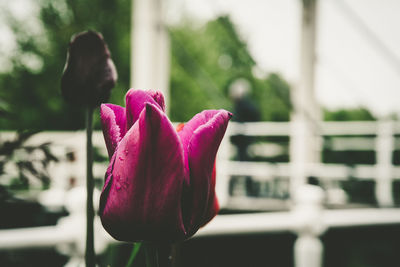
[0,120,399,267]
[216,120,400,209]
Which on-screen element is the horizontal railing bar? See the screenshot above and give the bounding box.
[194,208,400,238]
[194,212,296,237]
[0,209,398,247]
[2,121,400,140]
[219,161,400,180]
[323,208,400,228]
[320,121,378,135]
[0,226,74,249]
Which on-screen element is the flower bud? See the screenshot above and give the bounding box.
[61,31,117,107]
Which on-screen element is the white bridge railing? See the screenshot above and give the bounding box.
[0,120,400,267]
[216,120,400,209]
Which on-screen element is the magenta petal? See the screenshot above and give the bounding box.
[179,110,232,235]
[100,104,126,158]
[199,163,219,227]
[178,110,221,173]
[100,103,186,242]
[125,89,166,130]
[99,151,117,214]
[147,90,166,111]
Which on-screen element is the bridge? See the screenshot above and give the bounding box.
[0,120,399,266]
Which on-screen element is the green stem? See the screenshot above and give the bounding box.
[85,106,95,267]
[144,243,159,267]
[126,242,142,267]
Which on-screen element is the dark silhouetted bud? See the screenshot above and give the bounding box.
[61,31,117,107]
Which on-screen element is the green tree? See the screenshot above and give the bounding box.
[0,0,131,130]
[169,16,292,122]
[324,107,375,121]
[0,4,292,130]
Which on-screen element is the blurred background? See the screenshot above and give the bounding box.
[0,0,400,266]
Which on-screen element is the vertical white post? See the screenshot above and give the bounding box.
[375,120,394,207]
[216,124,233,208]
[293,184,325,267]
[290,119,312,194]
[131,0,170,109]
[295,233,324,267]
[290,0,321,196]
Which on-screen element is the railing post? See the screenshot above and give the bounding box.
[292,184,326,267]
[290,119,310,197]
[131,0,170,109]
[216,124,234,208]
[290,0,321,198]
[375,119,394,207]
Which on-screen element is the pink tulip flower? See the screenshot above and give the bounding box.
[99,89,231,242]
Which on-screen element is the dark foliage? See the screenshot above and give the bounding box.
[0,131,58,192]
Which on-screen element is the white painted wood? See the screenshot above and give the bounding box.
[375,120,395,206]
[131,0,170,107]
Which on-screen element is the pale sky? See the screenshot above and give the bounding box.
[169,0,400,117]
[1,0,400,117]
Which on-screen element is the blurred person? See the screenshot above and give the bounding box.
[229,78,261,160]
[229,78,261,197]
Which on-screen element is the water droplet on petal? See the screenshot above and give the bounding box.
[119,156,124,161]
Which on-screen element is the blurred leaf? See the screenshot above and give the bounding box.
[169,16,292,122]
[324,107,376,121]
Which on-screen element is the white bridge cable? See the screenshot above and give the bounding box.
[331,0,400,77]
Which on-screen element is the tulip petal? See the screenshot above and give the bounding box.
[178,110,221,173]
[99,151,117,214]
[125,89,166,130]
[100,104,127,158]
[178,110,231,235]
[100,103,186,242]
[147,90,166,111]
[199,162,219,227]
